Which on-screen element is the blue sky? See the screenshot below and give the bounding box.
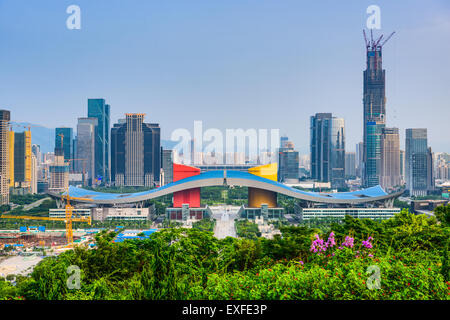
[1,0,449,154]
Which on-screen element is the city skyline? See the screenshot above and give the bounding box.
[1,1,450,154]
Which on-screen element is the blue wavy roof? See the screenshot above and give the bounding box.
[65,170,389,203]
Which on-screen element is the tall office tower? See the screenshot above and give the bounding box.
[0,110,11,204]
[356,142,364,178]
[76,117,98,186]
[161,149,174,185]
[400,150,405,184]
[55,127,73,171]
[405,128,431,196]
[427,147,435,192]
[13,130,32,191]
[111,113,161,187]
[278,141,299,183]
[49,147,69,192]
[310,113,346,189]
[380,127,401,191]
[362,30,394,188]
[88,98,110,184]
[31,153,37,194]
[345,152,356,178]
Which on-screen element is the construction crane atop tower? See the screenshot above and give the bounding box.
[363,29,395,52]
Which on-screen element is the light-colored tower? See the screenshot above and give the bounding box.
[380,127,401,191]
[0,110,10,204]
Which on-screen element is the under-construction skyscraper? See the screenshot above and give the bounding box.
[362,30,395,188]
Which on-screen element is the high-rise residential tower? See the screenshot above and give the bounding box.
[111,113,161,187]
[380,127,401,191]
[88,99,110,184]
[0,110,10,204]
[13,130,32,190]
[362,30,395,188]
[310,113,346,189]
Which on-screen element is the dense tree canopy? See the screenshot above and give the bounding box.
[1,209,449,300]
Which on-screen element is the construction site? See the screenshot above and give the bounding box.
[0,228,87,249]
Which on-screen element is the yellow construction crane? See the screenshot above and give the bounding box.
[1,192,93,247]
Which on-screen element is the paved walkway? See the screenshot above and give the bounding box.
[212,205,238,239]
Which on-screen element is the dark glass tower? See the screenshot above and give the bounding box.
[362,30,395,187]
[55,127,73,171]
[310,113,346,189]
[111,114,161,187]
[88,99,110,184]
[405,128,432,196]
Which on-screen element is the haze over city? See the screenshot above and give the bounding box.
[1,0,450,154]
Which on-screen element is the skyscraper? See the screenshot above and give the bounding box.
[0,110,10,204]
[111,113,161,187]
[362,30,395,188]
[13,130,32,190]
[55,127,73,171]
[380,127,401,191]
[345,152,356,178]
[278,138,299,183]
[49,147,69,193]
[310,113,346,189]
[161,149,174,185]
[400,149,405,184]
[405,128,432,196]
[76,117,98,186]
[88,99,110,184]
[356,142,364,179]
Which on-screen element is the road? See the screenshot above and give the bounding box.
[211,205,238,239]
[23,197,51,211]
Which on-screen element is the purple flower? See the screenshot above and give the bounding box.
[310,234,327,254]
[341,236,354,248]
[362,236,374,249]
[326,232,336,248]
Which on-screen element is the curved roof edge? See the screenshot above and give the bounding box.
[50,170,404,205]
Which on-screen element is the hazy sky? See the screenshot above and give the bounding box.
[1,0,449,154]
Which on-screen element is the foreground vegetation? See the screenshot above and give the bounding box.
[1,207,449,300]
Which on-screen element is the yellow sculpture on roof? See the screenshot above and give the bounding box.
[248,163,277,182]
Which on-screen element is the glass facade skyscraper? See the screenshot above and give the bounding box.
[363,38,387,188]
[111,114,161,187]
[310,113,346,189]
[76,117,98,185]
[405,128,433,196]
[365,122,384,187]
[278,137,299,183]
[88,99,110,184]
